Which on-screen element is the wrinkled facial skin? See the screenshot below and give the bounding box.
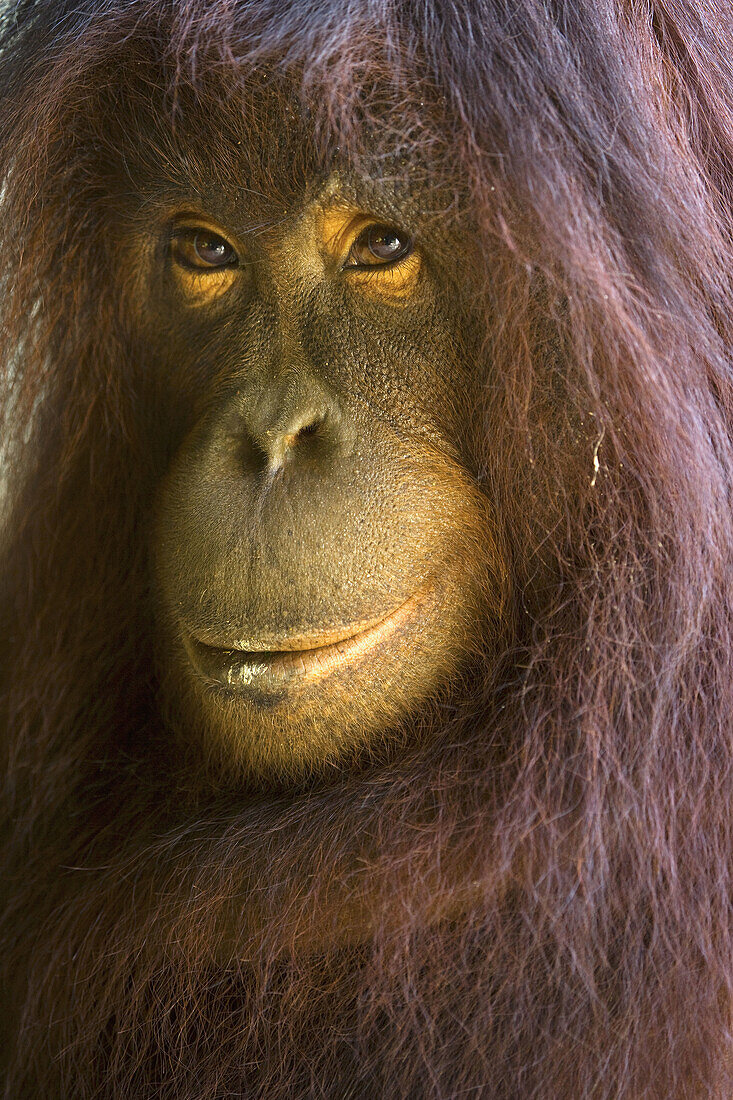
[137,172,504,786]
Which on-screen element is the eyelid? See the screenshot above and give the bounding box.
[321,213,372,260]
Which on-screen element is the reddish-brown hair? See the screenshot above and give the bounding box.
[1,1,732,1095]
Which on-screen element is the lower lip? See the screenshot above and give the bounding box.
[183,591,424,692]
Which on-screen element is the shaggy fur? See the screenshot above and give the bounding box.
[1,0,733,1096]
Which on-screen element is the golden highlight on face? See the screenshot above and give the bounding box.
[318,206,422,298]
[169,218,240,302]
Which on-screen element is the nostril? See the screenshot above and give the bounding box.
[258,414,327,475]
[293,413,325,444]
[238,409,331,477]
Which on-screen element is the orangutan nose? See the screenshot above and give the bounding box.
[235,371,340,476]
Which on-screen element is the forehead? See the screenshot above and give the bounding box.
[112,66,453,239]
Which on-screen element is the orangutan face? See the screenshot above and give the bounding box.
[142,175,503,784]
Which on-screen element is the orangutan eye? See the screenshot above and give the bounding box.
[346,224,413,268]
[171,228,238,270]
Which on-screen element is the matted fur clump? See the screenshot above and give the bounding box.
[1,0,733,1096]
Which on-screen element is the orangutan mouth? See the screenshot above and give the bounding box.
[183,591,424,690]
